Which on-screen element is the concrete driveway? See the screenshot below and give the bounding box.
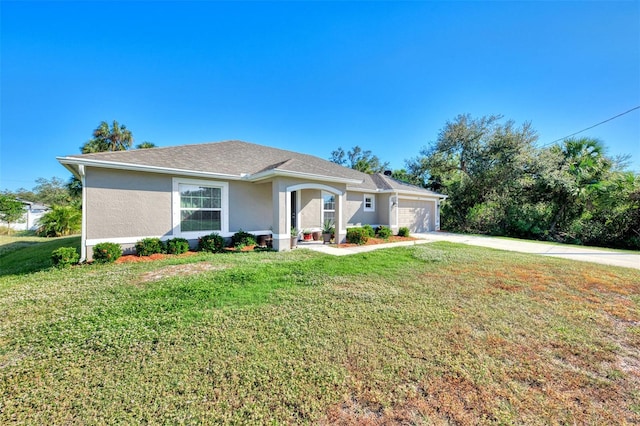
[415,232,640,270]
[303,232,640,270]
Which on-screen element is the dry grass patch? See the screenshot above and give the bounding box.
[1,241,639,424]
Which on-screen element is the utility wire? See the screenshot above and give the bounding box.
[541,105,640,147]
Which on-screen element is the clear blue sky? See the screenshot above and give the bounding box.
[2,1,639,192]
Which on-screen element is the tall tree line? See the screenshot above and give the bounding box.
[402,114,639,249]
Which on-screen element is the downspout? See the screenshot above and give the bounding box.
[79,165,87,262]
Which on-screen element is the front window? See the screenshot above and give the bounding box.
[173,178,228,236]
[323,192,335,223]
[179,184,221,232]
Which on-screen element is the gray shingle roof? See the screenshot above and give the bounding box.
[61,140,444,197]
[65,140,364,180]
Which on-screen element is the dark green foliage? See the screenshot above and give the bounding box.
[398,227,410,237]
[346,228,369,245]
[166,238,190,255]
[135,238,165,256]
[81,120,133,153]
[37,206,81,237]
[51,247,79,268]
[361,224,375,238]
[230,229,257,248]
[198,233,225,253]
[0,195,24,229]
[93,242,122,263]
[408,114,640,250]
[329,146,390,174]
[377,226,392,239]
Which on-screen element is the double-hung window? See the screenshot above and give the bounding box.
[322,192,335,223]
[173,179,228,235]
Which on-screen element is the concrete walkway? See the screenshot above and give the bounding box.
[301,232,640,270]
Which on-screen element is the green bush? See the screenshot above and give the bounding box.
[361,224,376,238]
[37,205,82,237]
[51,247,80,268]
[198,233,225,253]
[93,242,122,264]
[230,229,257,248]
[135,238,165,256]
[377,226,392,239]
[166,238,190,255]
[398,227,410,237]
[346,228,369,245]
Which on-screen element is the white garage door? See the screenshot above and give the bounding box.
[398,199,434,233]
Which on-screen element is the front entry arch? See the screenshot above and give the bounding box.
[283,183,344,249]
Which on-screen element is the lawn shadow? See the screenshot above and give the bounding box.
[0,236,80,276]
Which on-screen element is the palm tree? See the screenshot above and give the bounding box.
[136,141,156,149]
[81,120,133,153]
[548,137,612,232]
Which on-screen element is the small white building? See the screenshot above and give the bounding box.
[10,200,50,231]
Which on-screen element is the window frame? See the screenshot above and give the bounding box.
[172,178,229,238]
[363,194,375,212]
[322,191,336,224]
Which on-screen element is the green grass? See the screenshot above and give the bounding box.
[1,237,639,424]
[0,235,80,276]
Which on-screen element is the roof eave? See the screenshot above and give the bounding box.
[56,157,243,181]
[380,188,448,199]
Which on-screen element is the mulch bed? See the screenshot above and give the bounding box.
[115,251,199,264]
[116,237,417,262]
[336,236,417,248]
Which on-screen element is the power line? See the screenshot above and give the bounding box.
[541,105,640,147]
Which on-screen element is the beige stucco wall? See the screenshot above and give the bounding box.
[85,168,173,241]
[228,181,273,232]
[377,193,392,226]
[298,189,322,231]
[345,191,380,226]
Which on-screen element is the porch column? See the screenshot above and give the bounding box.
[271,179,290,251]
[335,191,346,244]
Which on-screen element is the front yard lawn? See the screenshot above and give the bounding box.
[1,237,639,424]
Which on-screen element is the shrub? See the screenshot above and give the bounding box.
[230,229,257,248]
[37,205,81,237]
[93,242,122,264]
[51,247,80,268]
[377,226,392,239]
[166,237,190,255]
[135,238,165,256]
[361,224,376,238]
[398,227,410,237]
[198,233,225,253]
[346,228,369,245]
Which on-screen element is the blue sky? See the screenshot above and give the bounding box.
[2,1,639,192]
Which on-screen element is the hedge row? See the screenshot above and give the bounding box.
[346,225,408,244]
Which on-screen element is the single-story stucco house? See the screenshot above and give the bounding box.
[57,140,446,260]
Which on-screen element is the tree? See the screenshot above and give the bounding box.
[136,141,156,149]
[329,146,390,174]
[81,120,133,153]
[408,114,539,233]
[33,177,74,206]
[0,195,25,232]
[67,176,83,200]
[36,205,81,237]
[542,138,612,234]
